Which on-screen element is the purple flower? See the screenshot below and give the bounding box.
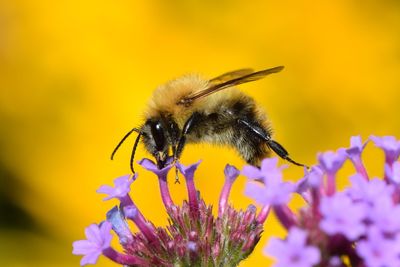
[242,157,286,182]
[106,206,133,246]
[97,174,135,200]
[302,165,324,189]
[265,227,320,267]
[137,158,173,179]
[385,161,400,184]
[370,135,400,164]
[176,160,202,181]
[224,163,241,181]
[72,222,113,266]
[219,164,240,217]
[243,158,293,206]
[347,174,394,204]
[244,159,297,228]
[295,178,311,203]
[138,158,175,208]
[244,159,294,206]
[295,166,323,204]
[357,227,400,267]
[318,149,347,195]
[318,149,347,175]
[345,136,369,179]
[368,196,400,234]
[319,193,367,240]
[97,174,142,216]
[345,135,367,159]
[177,161,202,214]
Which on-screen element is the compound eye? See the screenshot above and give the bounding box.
[150,121,166,151]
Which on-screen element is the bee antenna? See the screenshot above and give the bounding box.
[130,132,142,174]
[111,127,141,160]
[267,139,308,168]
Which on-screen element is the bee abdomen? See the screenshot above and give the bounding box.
[233,123,271,166]
[186,99,272,166]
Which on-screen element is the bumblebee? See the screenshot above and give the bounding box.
[112,66,305,173]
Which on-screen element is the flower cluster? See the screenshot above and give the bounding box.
[73,158,268,266]
[243,135,400,267]
[73,135,400,267]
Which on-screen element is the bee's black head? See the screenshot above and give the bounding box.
[142,118,169,169]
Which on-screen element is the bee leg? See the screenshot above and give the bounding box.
[173,113,202,183]
[267,139,308,168]
[175,112,202,161]
[237,119,307,168]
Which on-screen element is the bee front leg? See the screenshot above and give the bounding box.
[175,112,202,161]
[237,119,307,168]
[174,112,203,183]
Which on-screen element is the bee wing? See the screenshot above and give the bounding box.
[178,66,284,106]
[208,68,254,85]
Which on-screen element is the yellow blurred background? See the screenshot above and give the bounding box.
[0,0,399,266]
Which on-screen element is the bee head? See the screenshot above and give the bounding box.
[142,118,169,169]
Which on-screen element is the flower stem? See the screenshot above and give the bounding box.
[273,205,297,229]
[218,178,234,217]
[158,175,174,209]
[326,173,336,196]
[256,205,271,224]
[185,175,199,214]
[102,247,148,266]
[352,158,369,180]
[124,206,159,245]
[119,195,147,223]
